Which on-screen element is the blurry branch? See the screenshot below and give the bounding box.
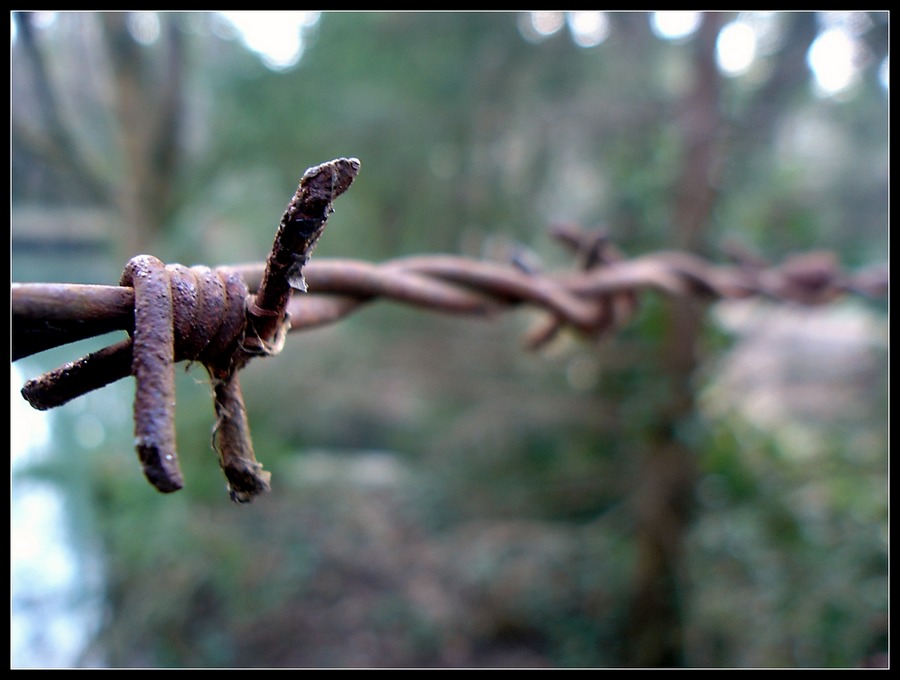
[12,12,110,204]
[626,13,724,667]
[101,13,186,244]
[13,12,188,251]
[740,12,819,140]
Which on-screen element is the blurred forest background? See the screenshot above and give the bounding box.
[10,11,888,668]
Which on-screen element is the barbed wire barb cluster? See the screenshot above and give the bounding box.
[14,158,361,503]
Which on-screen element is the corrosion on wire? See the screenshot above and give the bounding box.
[13,157,361,503]
[13,244,888,363]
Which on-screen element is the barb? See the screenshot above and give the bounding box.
[244,157,360,357]
[119,255,182,493]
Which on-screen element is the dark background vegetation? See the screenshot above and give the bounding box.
[11,12,888,668]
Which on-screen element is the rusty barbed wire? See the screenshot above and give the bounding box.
[12,203,888,502]
[14,157,361,503]
[14,229,887,361]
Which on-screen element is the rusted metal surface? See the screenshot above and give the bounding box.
[11,283,134,360]
[211,375,272,504]
[119,254,183,493]
[21,338,134,410]
[14,245,886,363]
[245,157,360,355]
[14,158,362,503]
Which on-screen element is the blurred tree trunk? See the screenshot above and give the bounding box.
[12,11,186,257]
[12,12,110,206]
[100,12,185,255]
[622,12,725,667]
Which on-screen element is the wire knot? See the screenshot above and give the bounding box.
[20,255,273,502]
[120,255,258,370]
[111,254,272,500]
[18,158,360,503]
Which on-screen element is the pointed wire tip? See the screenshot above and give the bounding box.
[300,157,361,200]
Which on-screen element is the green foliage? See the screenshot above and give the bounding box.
[686,414,887,666]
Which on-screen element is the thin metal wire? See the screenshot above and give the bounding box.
[11,229,887,502]
[13,247,887,359]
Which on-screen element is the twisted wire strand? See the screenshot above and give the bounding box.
[13,249,888,365]
[266,249,886,334]
[20,260,249,408]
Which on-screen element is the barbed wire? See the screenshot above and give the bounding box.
[247,235,889,345]
[11,161,888,503]
[14,228,888,363]
[14,157,362,503]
